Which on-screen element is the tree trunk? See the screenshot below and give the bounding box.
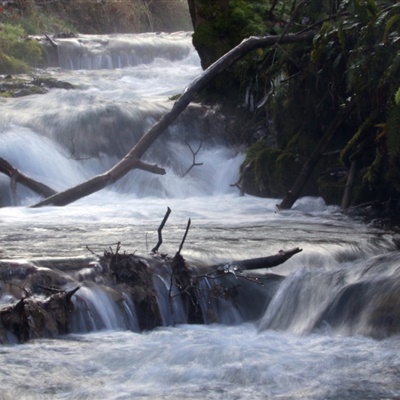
[278,101,355,210]
[31,31,315,208]
[341,158,358,209]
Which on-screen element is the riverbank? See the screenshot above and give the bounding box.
[0,0,192,74]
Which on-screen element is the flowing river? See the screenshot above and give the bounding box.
[0,32,400,400]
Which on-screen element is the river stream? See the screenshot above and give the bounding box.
[0,32,399,400]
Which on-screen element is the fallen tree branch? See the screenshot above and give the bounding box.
[234,247,303,270]
[0,157,56,199]
[31,30,316,208]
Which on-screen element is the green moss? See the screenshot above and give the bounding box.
[318,177,345,205]
[192,21,224,58]
[363,152,383,185]
[193,0,269,68]
[395,86,400,106]
[0,91,12,98]
[340,110,379,167]
[0,23,45,72]
[243,141,304,197]
[0,51,29,74]
[168,93,182,101]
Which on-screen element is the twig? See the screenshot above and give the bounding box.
[182,141,203,177]
[177,218,191,256]
[151,207,171,253]
[86,245,100,256]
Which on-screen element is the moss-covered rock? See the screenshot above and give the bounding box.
[191,0,269,69]
[241,141,318,198]
[0,23,45,74]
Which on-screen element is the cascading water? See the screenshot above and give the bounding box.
[1,32,400,399]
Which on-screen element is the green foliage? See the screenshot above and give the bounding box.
[0,23,44,73]
[340,111,379,167]
[264,1,400,204]
[363,152,383,185]
[386,104,400,157]
[395,86,400,106]
[0,51,29,74]
[192,0,270,67]
[191,0,400,204]
[0,1,191,35]
[0,3,76,34]
[245,140,304,196]
[245,141,283,195]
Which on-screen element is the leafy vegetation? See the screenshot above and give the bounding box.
[192,0,270,69]
[0,0,191,35]
[0,23,44,74]
[192,0,400,210]
[0,0,191,74]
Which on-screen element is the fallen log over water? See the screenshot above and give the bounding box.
[0,245,299,343]
[31,31,315,207]
[226,248,303,271]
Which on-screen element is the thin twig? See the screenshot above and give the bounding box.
[177,218,191,256]
[151,207,171,253]
[182,141,203,177]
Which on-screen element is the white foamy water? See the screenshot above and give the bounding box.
[1,325,399,400]
[0,32,400,400]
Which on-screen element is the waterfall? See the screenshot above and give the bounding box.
[1,31,400,400]
[50,32,197,70]
[258,252,400,338]
[1,32,244,206]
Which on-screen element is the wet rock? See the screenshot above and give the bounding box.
[0,75,74,98]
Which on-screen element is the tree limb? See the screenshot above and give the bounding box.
[31,31,315,208]
[217,247,303,272]
[0,157,56,199]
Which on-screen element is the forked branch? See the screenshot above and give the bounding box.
[182,141,203,177]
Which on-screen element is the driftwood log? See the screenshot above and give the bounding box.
[227,248,303,270]
[0,245,301,343]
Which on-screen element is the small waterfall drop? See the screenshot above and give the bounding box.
[51,32,197,70]
[258,251,400,338]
